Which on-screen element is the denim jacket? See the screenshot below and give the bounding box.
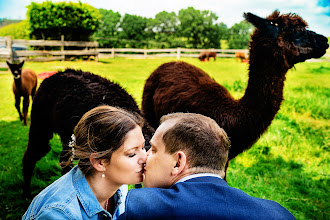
[22,166,127,220]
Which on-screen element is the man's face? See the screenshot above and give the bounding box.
[143,120,177,188]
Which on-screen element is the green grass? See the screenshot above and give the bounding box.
[0,57,329,219]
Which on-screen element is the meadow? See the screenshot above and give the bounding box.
[0,57,329,219]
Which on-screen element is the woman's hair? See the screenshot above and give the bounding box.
[64,105,144,176]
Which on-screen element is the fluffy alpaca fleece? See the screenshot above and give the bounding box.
[142,11,329,178]
[23,69,154,196]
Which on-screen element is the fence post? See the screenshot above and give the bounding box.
[61,35,65,61]
[111,47,115,58]
[177,47,181,59]
[5,36,13,63]
[144,46,147,58]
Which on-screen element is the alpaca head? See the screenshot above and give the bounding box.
[244,10,329,68]
[7,61,25,79]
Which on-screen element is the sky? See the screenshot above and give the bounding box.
[0,0,329,36]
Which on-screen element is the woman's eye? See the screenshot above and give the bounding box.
[128,153,136,158]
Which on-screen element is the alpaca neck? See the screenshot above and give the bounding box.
[240,46,289,123]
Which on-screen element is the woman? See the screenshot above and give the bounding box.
[23,105,147,219]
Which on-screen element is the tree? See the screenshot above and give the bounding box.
[27,1,100,41]
[119,14,148,48]
[151,11,179,47]
[93,9,121,47]
[177,7,221,48]
[227,20,253,49]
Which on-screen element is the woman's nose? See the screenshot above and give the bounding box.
[139,149,148,164]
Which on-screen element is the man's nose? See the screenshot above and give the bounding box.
[146,148,151,157]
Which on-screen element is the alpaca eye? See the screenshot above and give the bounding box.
[270,22,273,25]
[274,23,278,26]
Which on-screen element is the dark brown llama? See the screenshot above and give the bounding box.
[198,50,217,61]
[142,11,329,178]
[23,69,154,197]
[7,61,37,125]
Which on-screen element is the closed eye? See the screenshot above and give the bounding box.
[128,153,136,158]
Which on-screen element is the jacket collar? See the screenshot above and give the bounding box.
[72,167,110,218]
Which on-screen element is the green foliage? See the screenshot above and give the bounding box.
[0,58,328,219]
[150,11,180,48]
[177,7,222,48]
[91,7,231,49]
[27,1,100,41]
[0,21,29,39]
[227,20,253,49]
[92,9,121,47]
[119,14,148,48]
[0,19,22,28]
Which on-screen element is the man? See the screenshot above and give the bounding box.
[119,113,295,219]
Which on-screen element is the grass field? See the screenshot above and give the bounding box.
[0,57,329,219]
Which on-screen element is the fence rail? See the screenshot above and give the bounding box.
[0,36,98,62]
[97,48,249,59]
[1,36,329,63]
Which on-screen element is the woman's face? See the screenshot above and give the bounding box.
[105,126,147,185]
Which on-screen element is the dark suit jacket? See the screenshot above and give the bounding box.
[119,176,295,220]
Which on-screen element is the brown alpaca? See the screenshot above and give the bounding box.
[7,61,37,125]
[235,52,247,62]
[198,50,217,61]
[142,11,329,178]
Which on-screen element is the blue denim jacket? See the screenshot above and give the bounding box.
[22,166,127,220]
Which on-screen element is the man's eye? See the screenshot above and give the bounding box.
[128,153,136,158]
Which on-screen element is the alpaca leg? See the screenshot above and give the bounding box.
[22,120,53,197]
[15,95,23,121]
[22,97,30,125]
[31,86,37,100]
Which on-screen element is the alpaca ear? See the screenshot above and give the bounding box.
[19,61,25,67]
[244,11,279,39]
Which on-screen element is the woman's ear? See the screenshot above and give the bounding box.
[90,153,106,172]
[171,151,187,175]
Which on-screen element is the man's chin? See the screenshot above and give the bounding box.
[142,175,151,188]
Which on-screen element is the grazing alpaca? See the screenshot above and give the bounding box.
[23,69,154,196]
[198,50,217,61]
[7,61,37,125]
[142,11,329,178]
[235,51,247,62]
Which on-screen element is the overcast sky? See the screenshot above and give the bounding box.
[0,0,329,36]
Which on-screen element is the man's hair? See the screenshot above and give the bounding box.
[160,113,230,173]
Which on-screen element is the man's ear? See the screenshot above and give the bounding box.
[171,151,187,175]
[90,153,106,172]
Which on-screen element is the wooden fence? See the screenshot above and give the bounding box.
[0,36,98,62]
[97,48,249,59]
[1,36,329,64]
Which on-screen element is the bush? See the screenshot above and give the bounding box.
[27,1,100,41]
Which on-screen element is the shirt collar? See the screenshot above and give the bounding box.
[175,173,222,185]
[73,166,124,218]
